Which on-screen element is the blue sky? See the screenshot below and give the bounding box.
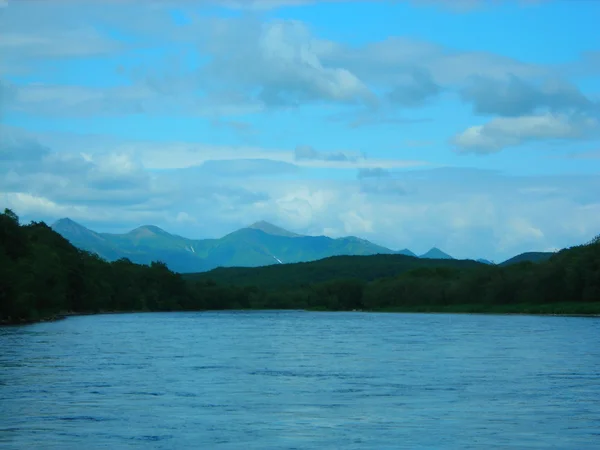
[1,0,599,261]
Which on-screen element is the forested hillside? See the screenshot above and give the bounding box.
[1,209,599,324]
[362,243,600,314]
[499,251,554,266]
[0,209,192,322]
[185,255,482,289]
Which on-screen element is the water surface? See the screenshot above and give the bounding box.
[1,311,599,449]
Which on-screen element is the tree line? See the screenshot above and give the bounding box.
[1,209,599,324]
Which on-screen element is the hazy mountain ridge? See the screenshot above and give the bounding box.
[52,218,551,273]
[52,218,564,273]
[52,218,437,273]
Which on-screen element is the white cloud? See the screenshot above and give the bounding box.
[3,81,226,117]
[0,29,123,59]
[273,186,336,229]
[4,142,600,261]
[0,129,160,208]
[7,127,597,260]
[294,145,364,162]
[453,113,600,153]
[323,36,546,89]
[357,168,390,179]
[175,211,196,224]
[498,217,545,251]
[339,210,374,234]
[0,192,73,217]
[0,3,565,118]
[567,149,600,160]
[198,18,375,108]
[0,126,425,235]
[86,139,425,171]
[1,0,596,262]
[460,74,595,117]
[192,168,600,260]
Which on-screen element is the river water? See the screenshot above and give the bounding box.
[1,311,599,449]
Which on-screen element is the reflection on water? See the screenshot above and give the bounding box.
[1,311,599,449]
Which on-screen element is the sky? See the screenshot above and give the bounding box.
[1,0,599,262]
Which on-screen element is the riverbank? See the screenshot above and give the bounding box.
[0,314,65,326]
[0,310,150,326]
[3,302,600,326]
[374,301,600,316]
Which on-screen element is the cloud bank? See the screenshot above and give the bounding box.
[1,0,599,262]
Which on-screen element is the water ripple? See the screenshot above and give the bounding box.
[1,311,599,449]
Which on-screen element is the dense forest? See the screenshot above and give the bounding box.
[1,209,599,324]
[184,254,484,289]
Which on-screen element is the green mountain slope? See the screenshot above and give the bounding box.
[363,237,600,312]
[203,228,397,267]
[51,218,124,261]
[500,252,554,266]
[51,219,211,273]
[51,218,404,273]
[185,254,483,289]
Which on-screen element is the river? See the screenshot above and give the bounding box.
[1,311,599,449]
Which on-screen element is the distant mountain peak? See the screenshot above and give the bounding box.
[51,217,105,242]
[420,247,454,260]
[52,217,81,227]
[127,225,171,237]
[52,217,93,234]
[247,220,302,238]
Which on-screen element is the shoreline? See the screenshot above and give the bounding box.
[0,309,154,326]
[2,307,599,326]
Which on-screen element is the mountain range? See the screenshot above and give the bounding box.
[51,218,553,273]
[51,218,458,273]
